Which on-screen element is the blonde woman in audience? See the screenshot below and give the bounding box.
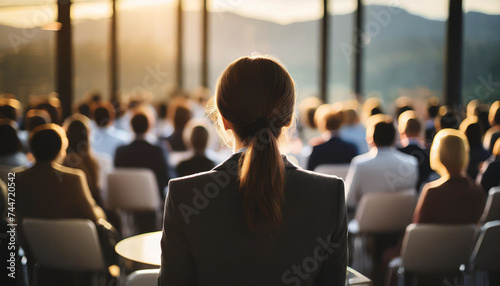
[483,101,500,152]
[159,56,347,285]
[413,129,486,223]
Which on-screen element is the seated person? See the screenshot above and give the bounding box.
[345,114,418,212]
[397,110,432,191]
[424,97,440,144]
[477,138,500,193]
[459,116,491,180]
[18,109,51,152]
[483,101,500,152]
[307,106,358,171]
[165,101,192,151]
[413,129,486,224]
[91,101,131,158]
[435,106,461,131]
[339,108,369,154]
[0,120,28,167]
[115,107,171,200]
[176,122,215,177]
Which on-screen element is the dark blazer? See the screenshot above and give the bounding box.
[413,176,486,224]
[307,136,358,171]
[479,159,500,193]
[115,139,171,199]
[165,130,187,151]
[398,144,432,191]
[176,154,216,177]
[159,153,347,286]
[467,145,491,180]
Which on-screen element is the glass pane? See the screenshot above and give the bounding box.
[183,0,202,91]
[208,0,322,102]
[118,0,177,99]
[0,2,57,103]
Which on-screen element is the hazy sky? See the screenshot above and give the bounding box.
[1,0,499,28]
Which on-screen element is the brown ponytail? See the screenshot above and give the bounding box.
[210,56,296,233]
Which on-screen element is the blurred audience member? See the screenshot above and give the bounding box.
[339,108,369,154]
[460,116,491,180]
[362,97,384,122]
[33,94,62,125]
[297,96,323,142]
[308,105,358,171]
[435,106,461,131]
[176,122,215,177]
[166,101,192,151]
[477,139,500,193]
[0,98,21,122]
[483,101,500,152]
[394,96,413,119]
[345,114,418,211]
[63,114,103,206]
[115,107,171,200]
[91,101,131,158]
[397,110,431,191]
[156,101,173,137]
[413,129,485,224]
[308,103,336,146]
[0,120,28,167]
[18,109,51,151]
[425,97,440,144]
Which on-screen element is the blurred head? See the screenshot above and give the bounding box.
[427,97,440,119]
[398,110,421,138]
[395,96,413,119]
[30,124,68,163]
[0,120,22,156]
[93,101,116,127]
[131,107,155,135]
[323,105,344,132]
[0,98,21,122]
[63,114,92,155]
[34,96,62,125]
[210,55,295,233]
[342,108,360,126]
[459,116,483,147]
[493,138,500,157]
[185,122,210,153]
[173,103,192,131]
[366,114,395,148]
[466,100,479,118]
[489,101,500,126]
[298,97,322,129]
[430,129,469,176]
[363,97,383,119]
[435,106,460,131]
[25,109,51,132]
[77,102,91,118]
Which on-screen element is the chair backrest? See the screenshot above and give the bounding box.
[23,218,106,271]
[355,190,417,233]
[314,164,350,180]
[108,168,160,211]
[470,220,500,271]
[481,187,500,223]
[94,152,114,203]
[401,224,476,273]
[127,269,159,286]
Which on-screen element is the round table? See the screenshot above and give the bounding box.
[115,231,162,266]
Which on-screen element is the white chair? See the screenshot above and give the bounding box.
[314,164,350,180]
[94,152,114,203]
[23,218,106,271]
[127,269,159,286]
[389,224,476,285]
[481,187,500,223]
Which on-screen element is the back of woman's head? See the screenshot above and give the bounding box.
[210,55,296,234]
[459,116,483,147]
[489,101,500,126]
[63,114,92,155]
[0,120,22,156]
[430,129,469,176]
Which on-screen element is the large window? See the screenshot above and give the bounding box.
[208,0,321,102]
[0,1,57,104]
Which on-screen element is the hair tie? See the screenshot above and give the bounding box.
[248,116,279,137]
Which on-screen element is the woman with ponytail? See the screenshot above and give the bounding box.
[159,56,347,285]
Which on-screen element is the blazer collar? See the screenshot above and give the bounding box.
[213,152,298,171]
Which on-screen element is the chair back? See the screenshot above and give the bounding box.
[127,269,159,286]
[23,218,106,271]
[470,220,500,271]
[401,224,476,273]
[314,164,350,180]
[354,190,417,233]
[108,168,160,211]
[481,187,500,223]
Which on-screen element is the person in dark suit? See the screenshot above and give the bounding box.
[413,129,486,224]
[115,108,171,199]
[397,110,432,191]
[477,138,500,193]
[307,106,358,171]
[159,56,347,285]
[165,102,192,151]
[459,116,491,180]
[176,122,215,177]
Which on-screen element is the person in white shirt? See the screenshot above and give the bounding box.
[91,102,131,158]
[345,114,418,212]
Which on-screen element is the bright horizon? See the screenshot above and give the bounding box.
[0,0,499,28]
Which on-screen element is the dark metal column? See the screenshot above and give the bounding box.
[320,0,329,102]
[201,0,209,87]
[110,0,118,101]
[56,0,72,120]
[444,0,463,107]
[176,0,184,88]
[353,0,363,99]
